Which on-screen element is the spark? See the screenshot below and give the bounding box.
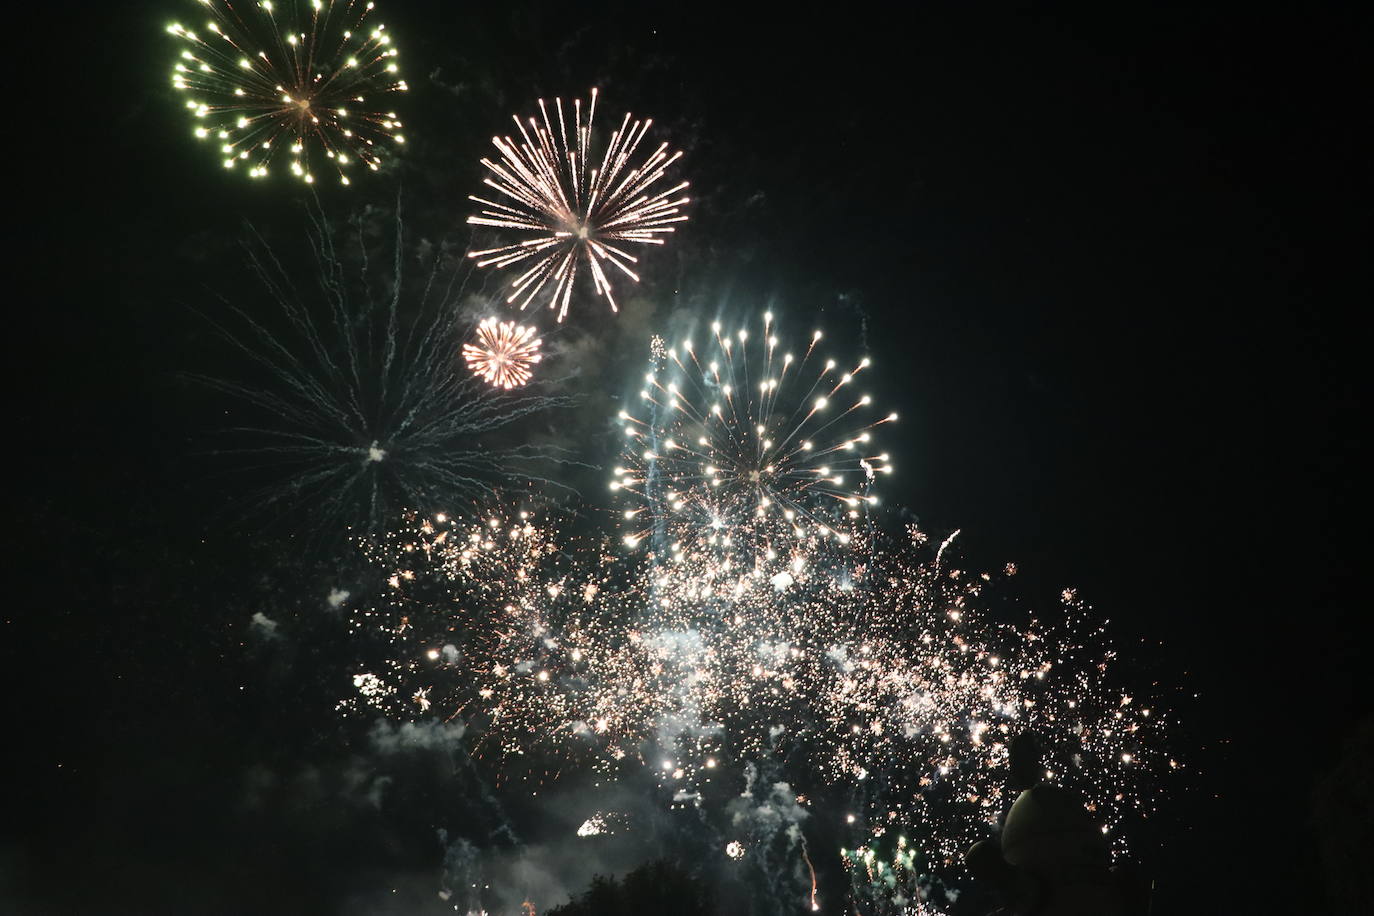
[468,89,690,320]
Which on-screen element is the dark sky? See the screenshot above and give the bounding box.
[8,3,1367,913]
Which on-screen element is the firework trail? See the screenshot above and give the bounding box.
[468,89,690,320]
[463,317,543,389]
[189,201,573,539]
[802,840,820,912]
[167,0,407,184]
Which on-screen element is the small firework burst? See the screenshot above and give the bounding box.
[468,89,690,321]
[462,318,543,389]
[167,0,407,185]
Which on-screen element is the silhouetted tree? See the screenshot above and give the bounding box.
[547,859,714,916]
[1313,714,1374,915]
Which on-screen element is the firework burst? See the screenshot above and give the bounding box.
[462,317,543,389]
[468,89,690,320]
[167,0,407,185]
[190,203,572,539]
[612,311,896,560]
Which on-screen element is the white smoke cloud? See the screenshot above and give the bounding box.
[249,611,280,639]
[368,718,467,754]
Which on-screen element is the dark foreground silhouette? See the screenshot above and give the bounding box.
[964,733,1148,915]
[1312,714,1374,915]
[547,860,715,916]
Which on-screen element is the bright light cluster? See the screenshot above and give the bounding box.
[334,316,1172,910]
[341,503,1173,901]
[339,506,666,767]
[338,506,564,734]
[167,0,407,185]
[462,317,543,389]
[468,89,690,320]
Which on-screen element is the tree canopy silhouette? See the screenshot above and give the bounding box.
[548,860,714,916]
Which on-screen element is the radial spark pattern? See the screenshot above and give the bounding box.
[191,205,571,539]
[612,312,896,560]
[462,318,543,389]
[167,0,407,184]
[468,89,690,320]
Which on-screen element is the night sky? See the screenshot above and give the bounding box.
[8,3,1366,914]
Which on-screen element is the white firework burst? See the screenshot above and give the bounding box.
[611,311,896,557]
[468,89,690,320]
